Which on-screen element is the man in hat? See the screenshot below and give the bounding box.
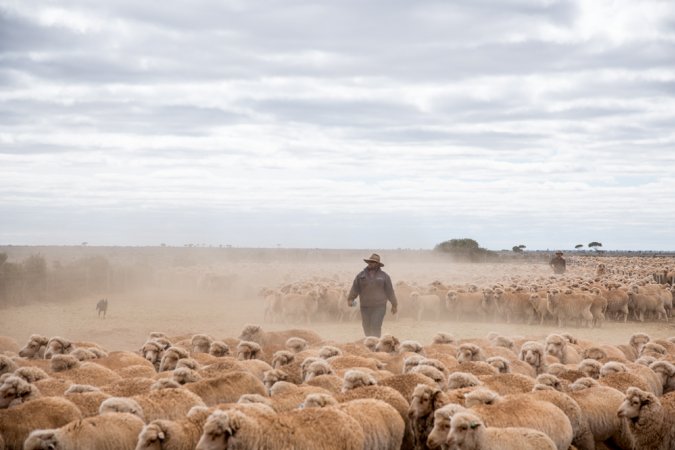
[549,251,566,274]
[347,253,398,337]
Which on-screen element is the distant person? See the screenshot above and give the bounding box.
[347,253,398,338]
[549,251,566,275]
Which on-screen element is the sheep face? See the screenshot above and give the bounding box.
[399,340,424,354]
[456,344,482,363]
[44,337,73,359]
[582,347,607,362]
[535,374,562,391]
[303,393,337,408]
[519,343,543,370]
[50,354,79,372]
[600,362,626,377]
[263,369,288,391]
[191,334,213,354]
[409,384,442,418]
[0,376,34,408]
[447,372,480,390]
[0,356,17,376]
[24,430,59,450]
[411,365,445,389]
[137,422,167,450]
[304,361,333,381]
[285,337,308,353]
[363,336,379,351]
[403,355,424,373]
[342,370,376,392]
[271,351,294,369]
[427,404,466,449]
[318,346,341,359]
[197,410,246,450]
[18,335,48,359]
[649,361,675,393]
[445,412,485,450]
[486,356,509,374]
[375,335,400,353]
[579,359,602,379]
[141,341,163,367]
[545,335,566,361]
[209,341,230,357]
[618,387,654,421]
[236,342,262,361]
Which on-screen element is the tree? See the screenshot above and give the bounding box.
[588,242,603,250]
[434,238,496,262]
[512,244,526,253]
[575,244,584,249]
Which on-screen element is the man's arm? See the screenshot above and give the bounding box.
[384,274,398,313]
[347,275,360,303]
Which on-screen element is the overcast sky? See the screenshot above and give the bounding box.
[1,0,674,251]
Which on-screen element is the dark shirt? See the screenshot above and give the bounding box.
[347,267,398,308]
[550,256,566,274]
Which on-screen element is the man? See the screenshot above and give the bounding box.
[347,253,398,337]
[549,251,566,275]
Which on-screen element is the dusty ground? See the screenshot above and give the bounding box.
[1,251,674,351]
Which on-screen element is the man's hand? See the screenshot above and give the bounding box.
[348,300,356,308]
[391,304,398,315]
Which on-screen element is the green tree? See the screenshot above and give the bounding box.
[588,242,603,250]
[434,238,495,262]
[575,244,584,249]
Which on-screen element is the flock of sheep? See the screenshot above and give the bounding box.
[261,257,675,326]
[1,323,675,449]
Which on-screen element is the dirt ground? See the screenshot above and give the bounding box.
[1,251,674,351]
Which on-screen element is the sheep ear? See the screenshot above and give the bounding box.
[469,421,480,429]
[157,431,165,441]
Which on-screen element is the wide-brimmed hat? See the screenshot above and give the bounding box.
[363,253,384,267]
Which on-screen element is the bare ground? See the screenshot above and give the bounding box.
[2,287,674,352]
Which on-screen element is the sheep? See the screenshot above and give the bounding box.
[140,340,165,369]
[528,387,595,450]
[450,361,498,377]
[492,288,536,324]
[408,384,451,450]
[271,350,295,369]
[159,347,190,372]
[101,377,156,397]
[172,367,201,385]
[305,374,344,394]
[479,373,535,396]
[0,397,82,450]
[545,334,581,364]
[425,403,470,449]
[650,360,675,393]
[207,341,230,357]
[546,289,594,327]
[411,291,443,321]
[43,336,77,360]
[303,393,405,450]
[0,375,41,408]
[18,335,49,359]
[49,356,123,386]
[627,290,667,321]
[378,372,437,400]
[375,334,400,353]
[285,337,308,353]
[445,290,485,321]
[0,356,17,376]
[303,359,335,381]
[190,335,213,354]
[184,371,267,406]
[409,365,446,389]
[327,354,383,372]
[400,340,425,354]
[444,411,557,450]
[318,345,342,359]
[64,387,112,417]
[236,341,263,361]
[519,341,547,375]
[24,412,145,450]
[69,347,97,361]
[103,387,206,422]
[567,382,634,448]
[432,332,456,345]
[617,387,675,450]
[462,388,573,450]
[456,344,485,363]
[195,406,365,450]
[363,336,379,351]
[598,361,651,393]
[447,372,480,390]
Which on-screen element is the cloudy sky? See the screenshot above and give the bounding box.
[1,0,674,250]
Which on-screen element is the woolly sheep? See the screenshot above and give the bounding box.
[0,397,82,450]
[237,325,323,351]
[0,356,17,377]
[191,335,213,354]
[24,412,145,450]
[363,336,379,351]
[377,372,437,400]
[617,387,675,450]
[303,393,404,450]
[99,397,146,421]
[375,335,400,353]
[650,360,675,393]
[184,371,267,406]
[64,388,112,417]
[545,334,581,364]
[18,335,49,359]
[462,388,573,450]
[444,411,557,450]
[208,341,230,357]
[304,359,335,381]
[456,344,485,363]
[408,384,451,450]
[106,387,206,422]
[409,365,446,389]
[318,346,342,359]
[519,341,547,375]
[271,350,295,369]
[285,337,308,353]
[425,403,469,449]
[236,341,263,361]
[0,375,41,408]
[195,405,364,450]
[159,347,189,372]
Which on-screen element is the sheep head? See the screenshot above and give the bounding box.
[600,361,627,377]
[18,334,49,359]
[44,336,73,359]
[363,336,379,351]
[456,343,484,363]
[303,393,338,408]
[318,346,342,359]
[263,369,289,392]
[545,334,567,361]
[191,334,213,354]
[432,332,455,345]
[238,324,262,343]
[304,360,334,382]
[463,388,500,408]
[197,410,245,450]
[285,337,308,353]
[486,356,510,374]
[99,397,146,421]
[519,341,545,373]
[0,375,38,408]
[375,334,400,353]
[445,412,485,450]
[24,430,59,450]
[50,354,79,372]
[579,359,602,379]
[535,374,563,391]
[409,384,446,419]
[399,340,424,354]
[447,372,480,390]
[618,387,656,422]
[427,404,468,449]
[209,341,230,357]
[271,350,295,368]
[236,341,262,361]
[342,370,377,392]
